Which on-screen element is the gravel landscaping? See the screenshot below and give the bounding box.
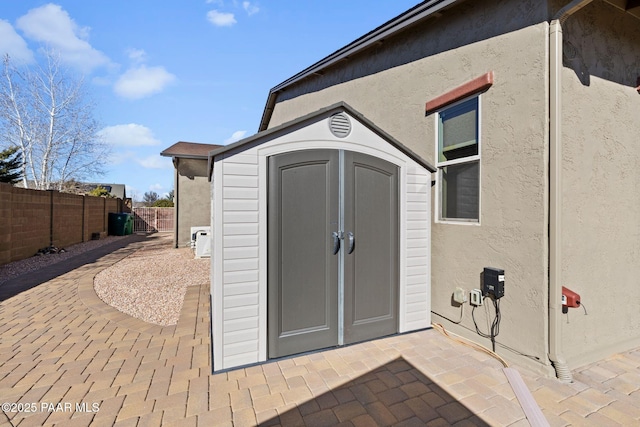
[94,234,209,326]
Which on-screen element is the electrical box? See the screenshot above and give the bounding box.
[195,231,211,258]
[482,267,505,299]
[190,226,211,249]
[190,226,211,258]
[561,286,580,314]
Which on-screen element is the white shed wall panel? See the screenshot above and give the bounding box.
[224,235,259,247]
[219,156,261,370]
[223,187,258,199]
[213,111,432,371]
[225,282,259,296]
[224,247,259,260]
[224,270,258,283]
[223,224,258,235]
[403,167,431,333]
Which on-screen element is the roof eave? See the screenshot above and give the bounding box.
[258,0,463,131]
[160,141,223,160]
[160,152,209,160]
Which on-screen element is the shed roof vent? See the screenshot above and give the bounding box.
[329,112,351,138]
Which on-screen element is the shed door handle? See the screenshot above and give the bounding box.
[346,232,355,254]
[332,231,340,255]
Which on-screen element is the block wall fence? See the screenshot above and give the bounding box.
[0,183,125,266]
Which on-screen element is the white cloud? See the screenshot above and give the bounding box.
[243,2,260,15]
[138,156,173,169]
[98,124,161,146]
[107,150,134,165]
[224,130,247,144]
[126,48,147,64]
[91,75,112,86]
[207,10,237,27]
[0,20,34,64]
[149,183,164,191]
[114,65,176,99]
[16,4,109,72]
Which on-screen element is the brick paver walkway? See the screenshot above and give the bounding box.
[1,234,639,426]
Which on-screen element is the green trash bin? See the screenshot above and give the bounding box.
[124,214,133,235]
[108,213,129,236]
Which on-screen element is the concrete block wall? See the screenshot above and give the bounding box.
[85,196,106,240]
[105,199,121,227]
[0,185,51,264]
[0,186,9,264]
[52,191,84,249]
[0,183,124,266]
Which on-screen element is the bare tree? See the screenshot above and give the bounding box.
[0,51,109,190]
[143,191,159,207]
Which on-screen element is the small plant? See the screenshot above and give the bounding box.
[152,198,174,207]
[87,185,112,197]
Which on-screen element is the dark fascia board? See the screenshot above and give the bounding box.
[160,153,209,160]
[258,0,463,132]
[208,101,436,181]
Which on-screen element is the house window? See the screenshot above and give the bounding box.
[437,96,480,222]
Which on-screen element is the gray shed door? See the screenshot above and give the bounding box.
[268,149,398,359]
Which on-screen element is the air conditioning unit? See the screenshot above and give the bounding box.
[190,226,211,258]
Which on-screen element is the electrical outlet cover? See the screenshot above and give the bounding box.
[453,287,467,304]
[470,289,483,306]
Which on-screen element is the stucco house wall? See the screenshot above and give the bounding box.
[255,0,640,376]
[560,1,640,366]
[175,158,211,247]
[161,142,221,249]
[267,0,553,374]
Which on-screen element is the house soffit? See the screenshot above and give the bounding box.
[604,0,640,19]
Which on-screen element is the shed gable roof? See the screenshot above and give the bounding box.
[208,102,435,180]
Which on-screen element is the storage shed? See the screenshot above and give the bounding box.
[209,102,435,372]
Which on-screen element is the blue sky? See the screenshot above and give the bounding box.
[0,1,419,200]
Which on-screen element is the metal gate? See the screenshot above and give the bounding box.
[132,207,174,232]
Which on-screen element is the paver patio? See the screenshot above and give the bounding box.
[1,234,639,426]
